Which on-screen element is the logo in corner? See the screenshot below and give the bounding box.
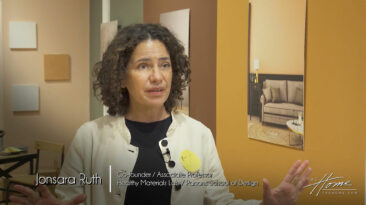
[304,172,358,196]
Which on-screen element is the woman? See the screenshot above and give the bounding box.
[10,24,311,205]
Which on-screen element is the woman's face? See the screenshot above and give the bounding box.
[124,39,172,110]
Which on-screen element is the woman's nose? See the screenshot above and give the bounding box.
[149,66,163,83]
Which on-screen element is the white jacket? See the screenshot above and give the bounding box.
[55,112,261,205]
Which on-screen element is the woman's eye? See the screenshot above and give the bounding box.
[138,64,148,70]
[162,63,171,69]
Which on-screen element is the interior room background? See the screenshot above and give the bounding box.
[0,0,365,204]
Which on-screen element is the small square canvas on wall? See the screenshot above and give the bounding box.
[44,54,70,81]
[12,85,39,111]
[9,21,37,49]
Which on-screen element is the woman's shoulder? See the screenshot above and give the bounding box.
[172,111,212,133]
[76,115,124,134]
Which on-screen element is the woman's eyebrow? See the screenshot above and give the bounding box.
[159,57,170,61]
[135,58,151,63]
[135,57,170,63]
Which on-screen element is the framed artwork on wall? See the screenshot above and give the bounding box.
[247,0,307,150]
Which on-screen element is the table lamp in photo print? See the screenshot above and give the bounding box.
[254,59,260,84]
[298,112,303,124]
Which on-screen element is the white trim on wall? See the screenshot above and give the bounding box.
[102,0,110,116]
[102,0,110,23]
[160,9,190,115]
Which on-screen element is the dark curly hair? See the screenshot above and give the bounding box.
[93,24,190,116]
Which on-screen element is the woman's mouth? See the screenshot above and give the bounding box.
[146,88,165,96]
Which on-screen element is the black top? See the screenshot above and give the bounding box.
[124,115,172,205]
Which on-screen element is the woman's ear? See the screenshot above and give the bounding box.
[121,74,128,88]
[121,80,127,89]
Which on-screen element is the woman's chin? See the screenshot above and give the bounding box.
[143,99,168,109]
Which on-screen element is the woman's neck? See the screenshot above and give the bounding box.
[125,105,170,123]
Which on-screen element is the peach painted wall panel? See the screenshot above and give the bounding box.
[2,0,89,170]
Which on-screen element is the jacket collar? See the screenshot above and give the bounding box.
[117,111,180,143]
[167,111,178,137]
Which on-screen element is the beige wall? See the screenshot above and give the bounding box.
[144,0,217,137]
[249,0,306,75]
[2,0,89,169]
